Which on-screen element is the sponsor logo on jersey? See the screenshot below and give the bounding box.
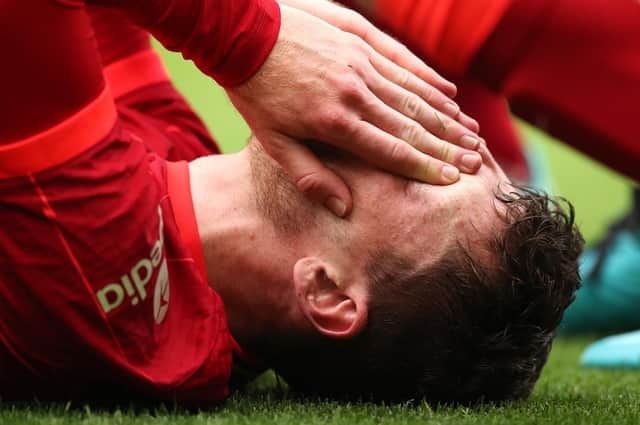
[96,205,170,324]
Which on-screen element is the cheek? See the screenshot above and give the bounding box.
[356,202,412,249]
[378,207,432,254]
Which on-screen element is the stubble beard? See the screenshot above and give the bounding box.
[248,141,317,235]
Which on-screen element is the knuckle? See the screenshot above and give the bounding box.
[355,16,376,44]
[422,157,437,179]
[397,68,412,88]
[345,33,366,54]
[386,40,405,63]
[352,34,369,54]
[423,85,435,102]
[347,9,366,27]
[318,107,354,135]
[403,95,422,120]
[438,141,454,162]
[398,44,412,58]
[312,107,338,134]
[401,123,423,147]
[338,73,367,105]
[387,142,411,164]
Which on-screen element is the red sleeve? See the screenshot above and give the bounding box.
[372,0,512,77]
[88,0,281,87]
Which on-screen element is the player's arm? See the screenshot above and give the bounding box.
[86,0,280,87]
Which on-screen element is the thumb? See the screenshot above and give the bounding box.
[258,133,353,218]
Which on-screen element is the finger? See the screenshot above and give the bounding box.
[363,65,483,155]
[358,98,483,175]
[368,50,480,134]
[360,58,482,154]
[440,102,481,134]
[459,111,480,133]
[325,117,465,185]
[258,132,353,218]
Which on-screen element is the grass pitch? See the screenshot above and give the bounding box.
[0,50,636,423]
[1,338,639,424]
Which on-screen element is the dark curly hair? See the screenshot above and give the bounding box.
[273,186,584,405]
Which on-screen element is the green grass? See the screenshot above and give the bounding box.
[1,49,636,423]
[2,338,640,424]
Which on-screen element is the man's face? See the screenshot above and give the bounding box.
[250,139,511,276]
[325,144,511,272]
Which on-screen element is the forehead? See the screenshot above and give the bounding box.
[339,154,509,266]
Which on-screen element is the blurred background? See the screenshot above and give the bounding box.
[158,46,634,245]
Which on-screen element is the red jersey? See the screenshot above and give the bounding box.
[0,44,237,402]
[0,0,247,398]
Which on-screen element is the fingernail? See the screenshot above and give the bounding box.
[443,81,457,96]
[461,153,482,171]
[325,196,347,217]
[460,135,480,150]
[442,165,460,183]
[469,118,480,132]
[443,102,460,117]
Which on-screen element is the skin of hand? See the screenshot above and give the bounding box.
[279,0,481,133]
[279,0,479,130]
[226,3,483,218]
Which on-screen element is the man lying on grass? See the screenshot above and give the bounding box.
[0,0,583,406]
[191,138,583,404]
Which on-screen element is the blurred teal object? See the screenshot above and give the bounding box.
[560,188,640,335]
[581,330,640,369]
[518,122,632,245]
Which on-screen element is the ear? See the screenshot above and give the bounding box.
[293,257,367,339]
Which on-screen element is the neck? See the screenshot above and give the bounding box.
[188,150,312,356]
